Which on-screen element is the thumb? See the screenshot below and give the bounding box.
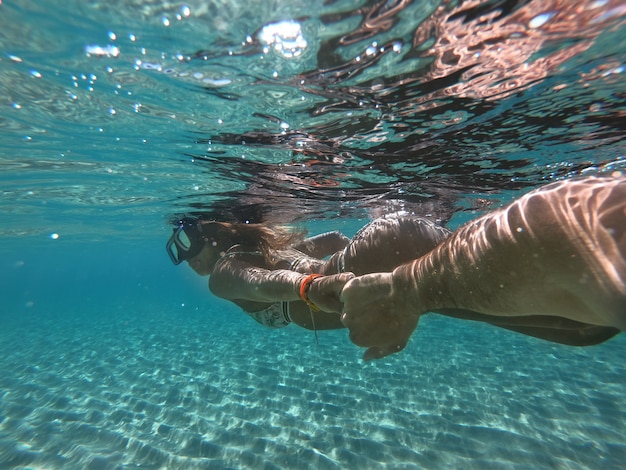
[309,274,352,313]
[338,275,357,303]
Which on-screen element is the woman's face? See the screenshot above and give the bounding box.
[187,241,222,276]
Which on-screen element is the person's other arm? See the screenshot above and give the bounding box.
[291,231,350,259]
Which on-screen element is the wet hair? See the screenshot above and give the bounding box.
[197,220,307,263]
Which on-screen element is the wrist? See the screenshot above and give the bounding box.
[392,260,438,314]
[298,274,323,311]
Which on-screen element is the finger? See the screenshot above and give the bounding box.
[363,342,406,361]
[340,311,359,329]
[363,347,388,361]
[331,274,353,294]
[340,272,355,282]
[338,281,352,303]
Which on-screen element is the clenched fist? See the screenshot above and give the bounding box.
[340,273,421,361]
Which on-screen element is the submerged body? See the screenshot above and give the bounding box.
[168,176,623,357]
[207,216,450,330]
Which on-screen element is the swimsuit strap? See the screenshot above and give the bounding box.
[336,248,346,273]
[282,302,292,323]
[290,257,304,271]
[222,244,263,258]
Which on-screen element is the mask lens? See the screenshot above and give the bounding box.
[171,244,181,263]
[166,224,205,265]
[166,233,183,265]
[167,226,193,264]
[177,229,192,250]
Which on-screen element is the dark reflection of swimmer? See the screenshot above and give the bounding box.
[167,175,623,354]
[339,175,626,360]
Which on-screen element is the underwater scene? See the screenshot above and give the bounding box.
[1,0,625,468]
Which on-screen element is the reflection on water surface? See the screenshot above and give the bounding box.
[0,0,625,234]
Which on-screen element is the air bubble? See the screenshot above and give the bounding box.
[529,12,556,28]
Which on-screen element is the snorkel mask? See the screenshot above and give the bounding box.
[166,219,207,265]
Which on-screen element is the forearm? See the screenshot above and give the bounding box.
[210,260,305,303]
[390,200,552,315]
[390,176,626,323]
[241,269,306,302]
[389,246,460,315]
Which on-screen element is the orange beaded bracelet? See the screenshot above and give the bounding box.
[299,274,323,312]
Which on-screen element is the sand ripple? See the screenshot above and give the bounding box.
[1,310,625,469]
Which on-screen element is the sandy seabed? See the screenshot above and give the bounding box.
[1,306,625,469]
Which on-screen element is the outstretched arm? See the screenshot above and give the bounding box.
[341,176,626,360]
[210,255,352,312]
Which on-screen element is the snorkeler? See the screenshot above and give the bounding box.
[166,213,449,331]
[339,175,626,360]
[167,221,352,329]
[167,175,623,353]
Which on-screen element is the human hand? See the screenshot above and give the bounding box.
[307,273,355,313]
[339,273,420,361]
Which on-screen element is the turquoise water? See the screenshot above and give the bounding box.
[1,0,626,468]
